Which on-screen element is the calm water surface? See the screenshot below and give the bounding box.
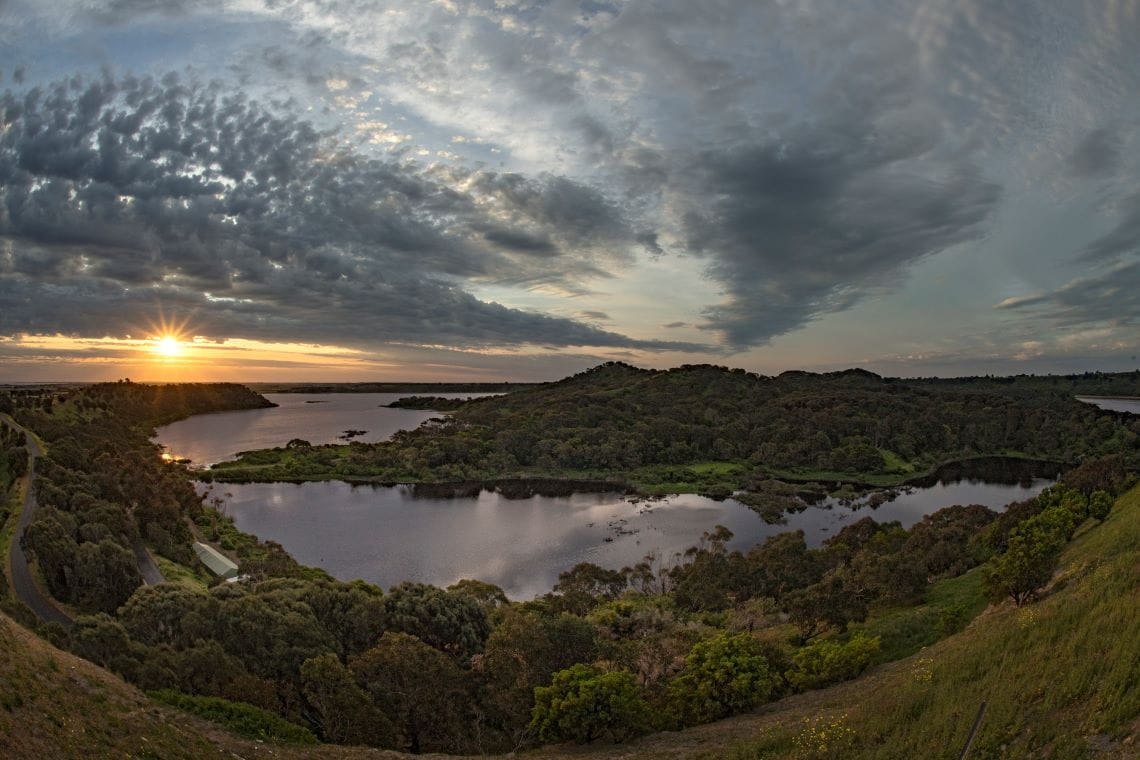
[1076,396,1140,414]
[157,393,1076,599]
[207,476,1051,599]
[155,393,489,465]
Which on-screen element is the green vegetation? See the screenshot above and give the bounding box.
[720,482,1140,759]
[7,382,274,615]
[668,631,778,724]
[0,371,1137,757]
[531,664,654,743]
[384,395,473,411]
[209,364,1140,495]
[148,689,318,745]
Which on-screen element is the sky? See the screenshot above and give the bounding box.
[0,0,1138,382]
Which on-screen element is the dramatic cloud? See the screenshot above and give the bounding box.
[1067,128,1121,179]
[0,73,702,352]
[997,260,1140,329]
[2,0,1139,377]
[677,138,1000,347]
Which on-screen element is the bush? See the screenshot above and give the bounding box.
[668,631,776,725]
[786,634,881,692]
[530,664,653,744]
[1089,490,1113,521]
[149,689,318,745]
[937,604,969,635]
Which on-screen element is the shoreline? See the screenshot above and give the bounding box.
[195,453,1064,497]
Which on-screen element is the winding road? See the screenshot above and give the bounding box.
[132,536,166,586]
[2,414,74,627]
[2,415,167,627]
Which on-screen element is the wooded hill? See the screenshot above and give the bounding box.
[210,363,1140,490]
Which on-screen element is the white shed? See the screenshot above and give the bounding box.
[193,541,239,579]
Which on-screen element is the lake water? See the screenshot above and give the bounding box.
[201,472,1053,599]
[155,393,490,465]
[155,393,1078,599]
[1076,396,1140,415]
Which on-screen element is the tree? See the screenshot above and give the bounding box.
[119,584,204,647]
[745,530,824,599]
[383,582,490,657]
[530,664,653,744]
[448,579,510,614]
[1089,490,1113,521]
[549,563,628,615]
[981,527,1062,606]
[300,653,398,748]
[350,632,473,753]
[667,632,776,725]
[476,609,598,747]
[783,572,867,641]
[73,538,142,613]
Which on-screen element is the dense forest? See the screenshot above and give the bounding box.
[0,377,1135,753]
[211,364,1140,496]
[4,383,274,614]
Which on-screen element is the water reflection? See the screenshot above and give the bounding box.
[1076,396,1140,415]
[155,393,490,465]
[212,467,1051,600]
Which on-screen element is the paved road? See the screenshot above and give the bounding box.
[132,537,166,586]
[2,415,74,627]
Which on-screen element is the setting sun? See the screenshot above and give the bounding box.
[153,336,183,357]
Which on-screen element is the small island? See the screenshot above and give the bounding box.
[384,395,472,411]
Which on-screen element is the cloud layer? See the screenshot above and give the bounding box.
[0,74,700,352]
[2,0,1140,375]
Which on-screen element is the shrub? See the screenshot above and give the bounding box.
[937,604,969,635]
[530,664,653,744]
[1089,490,1113,521]
[148,689,318,745]
[668,631,776,725]
[786,634,881,692]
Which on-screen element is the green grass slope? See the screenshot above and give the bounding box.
[1,486,1137,759]
[720,484,1140,759]
[516,485,1140,759]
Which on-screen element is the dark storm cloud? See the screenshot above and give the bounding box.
[479,227,558,255]
[1079,193,1140,263]
[1067,128,1121,178]
[0,73,704,352]
[996,260,1140,328]
[676,133,1000,348]
[86,0,223,24]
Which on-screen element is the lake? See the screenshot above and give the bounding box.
[155,392,491,465]
[1076,396,1140,415]
[205,472,1053,599]
[155,392,1125,599]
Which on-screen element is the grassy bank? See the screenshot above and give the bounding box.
[710,484,1140,759]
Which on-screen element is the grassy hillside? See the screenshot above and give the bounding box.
[522,484,1140,760]
[4,485,1136,759]
[0,611,252,759]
